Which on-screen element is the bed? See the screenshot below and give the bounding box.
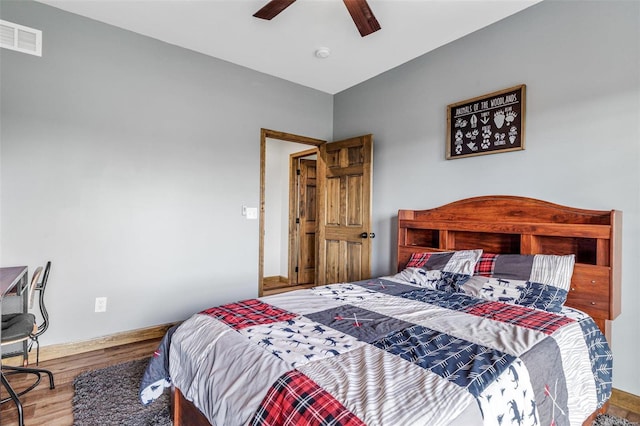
[141,195,621,426]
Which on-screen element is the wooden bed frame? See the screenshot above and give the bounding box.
[173,195,622,426]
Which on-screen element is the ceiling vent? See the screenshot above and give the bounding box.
[0,19,42,57]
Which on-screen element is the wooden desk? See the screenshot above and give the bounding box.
[1,266,29,362]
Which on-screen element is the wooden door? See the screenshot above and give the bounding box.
[294,159,317,285]
[316,135,373,285]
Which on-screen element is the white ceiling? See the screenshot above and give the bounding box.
[37,0,542,94]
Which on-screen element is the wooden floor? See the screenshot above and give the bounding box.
[1,337,639,425]
[1,338,159,426]
[608,392,640,424]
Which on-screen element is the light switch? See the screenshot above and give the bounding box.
[246,207,258,219]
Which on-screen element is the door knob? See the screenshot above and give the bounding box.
[360,232,368,239]
[369,233,376,239]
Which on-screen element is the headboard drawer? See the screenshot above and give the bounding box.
[567,264,611,318]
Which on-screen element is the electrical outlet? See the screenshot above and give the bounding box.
[95,297,107,313]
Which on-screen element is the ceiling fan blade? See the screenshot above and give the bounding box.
[253,0,297,20]
[343,0,381,37]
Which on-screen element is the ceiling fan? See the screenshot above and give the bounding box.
[253,0,381,37]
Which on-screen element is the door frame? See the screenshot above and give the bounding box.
[259,129,325,296]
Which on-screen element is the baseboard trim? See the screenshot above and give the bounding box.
[263,275,289,290]
[3,322,177,366]
[611,388,640,413]
[263,283,315,296]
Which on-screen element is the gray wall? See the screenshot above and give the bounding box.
[0,1,332,343]
[334,1,640,396]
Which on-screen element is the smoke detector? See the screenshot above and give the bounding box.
[315,47,330,59]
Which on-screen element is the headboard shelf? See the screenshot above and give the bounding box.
[397,196,621,341]
[399,221,612,239]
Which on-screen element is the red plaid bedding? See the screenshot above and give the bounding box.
[250,370,365,426]
[200,299,296,330]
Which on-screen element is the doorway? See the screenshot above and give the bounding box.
[259,129,325,296]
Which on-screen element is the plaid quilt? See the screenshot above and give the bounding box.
[249,370,365,426]
[155,275,611,426]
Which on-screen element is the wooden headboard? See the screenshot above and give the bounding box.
[397,195,621,341]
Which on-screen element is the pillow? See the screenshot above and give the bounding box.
[473,253,575,291]
[406,249,483,276]
[468,253,576,312]
[516,282,569,313]
[462,275,526,304]
[394,268,471,292]
[398,250,482,291]
[461,275,568,312]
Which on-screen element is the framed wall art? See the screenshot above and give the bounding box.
[446,84,526,160]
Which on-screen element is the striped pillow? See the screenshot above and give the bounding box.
[473,253,575,290]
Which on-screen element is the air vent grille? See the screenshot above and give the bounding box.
[0,20,42,57]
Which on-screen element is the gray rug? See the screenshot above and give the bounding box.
[73,358,172,426]
[593,413,639,426]
[72,359,632,426]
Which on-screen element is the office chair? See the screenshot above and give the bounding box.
[1,263,55,426]
[29,261,52,365]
